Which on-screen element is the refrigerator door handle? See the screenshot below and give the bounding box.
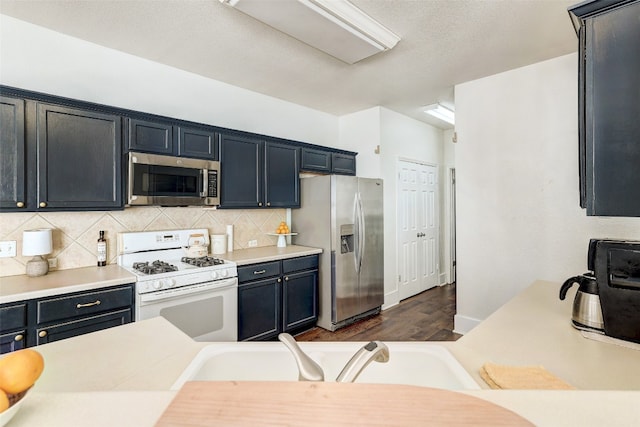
[353,194,361,273]
[354,192,365,273]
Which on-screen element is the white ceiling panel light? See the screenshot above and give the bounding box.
[219,0,401,64]
[423,103,455,125]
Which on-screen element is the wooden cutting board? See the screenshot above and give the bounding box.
[156,381,532,426]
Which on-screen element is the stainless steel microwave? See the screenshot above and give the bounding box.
[127,152,219,206]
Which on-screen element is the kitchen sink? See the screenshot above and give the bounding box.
[171,341,479,390]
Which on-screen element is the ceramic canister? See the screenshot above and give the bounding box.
[211,234,227,254]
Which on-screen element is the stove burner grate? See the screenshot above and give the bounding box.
[181,256,225,267]
[132,260,178,275]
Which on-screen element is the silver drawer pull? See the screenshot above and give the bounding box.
[253,270,266,275]
[77,300,101,309]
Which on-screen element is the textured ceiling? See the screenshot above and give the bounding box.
[0,0,578,129]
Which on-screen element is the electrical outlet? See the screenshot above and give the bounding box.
[0,241,17,258]
[248,240,258,247]
[48,257,58,269]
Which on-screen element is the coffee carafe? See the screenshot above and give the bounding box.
[559,273,604,333]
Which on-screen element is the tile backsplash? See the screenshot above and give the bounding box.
[0,207,286,277]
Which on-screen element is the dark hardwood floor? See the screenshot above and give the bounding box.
[295,283,461,342]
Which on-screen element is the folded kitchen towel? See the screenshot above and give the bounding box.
[480,362,575,390]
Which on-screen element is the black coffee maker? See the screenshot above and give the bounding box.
[593,239,640,344]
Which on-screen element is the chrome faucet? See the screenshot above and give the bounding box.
[335,340,389,383]
[278,333,389,383]
[278,333,325,381]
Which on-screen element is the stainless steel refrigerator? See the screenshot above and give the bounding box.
[292,175,384,331]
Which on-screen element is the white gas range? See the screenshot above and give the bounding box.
[117,229,238,342]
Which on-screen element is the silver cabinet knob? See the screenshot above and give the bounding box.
[39,330,47,338]
[16,201,24,208]
[14,334,23,342]
[39,201,47,208]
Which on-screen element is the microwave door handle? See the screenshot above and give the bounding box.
[201,169,208,197]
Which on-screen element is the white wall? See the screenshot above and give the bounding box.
[339,107,444,309]
[454,53,640,334]
[338,107,382,179]
[0,15,338,147]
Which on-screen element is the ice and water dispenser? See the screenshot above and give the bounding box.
[340,224,354,254]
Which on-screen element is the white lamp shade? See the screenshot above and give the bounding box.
[22,229,53,256]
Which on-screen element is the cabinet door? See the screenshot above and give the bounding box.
[0,96,27,210]
[582,2,640,216]
[301,147,331,173]
[282,269,318,333]
[265,142,300,208]
[219,133,264,208]
[0,302,28,354]
[238,278,281,341]
[178,126,218,160]
[0,330,26,354]
[37,104,123,210]
[128,118,174,155]
[331,153,356,175]
[36,308,132,345]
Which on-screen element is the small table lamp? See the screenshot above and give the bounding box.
[23,228,53,277]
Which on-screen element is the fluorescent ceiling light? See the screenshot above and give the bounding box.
[220,0,401,64]
[424,103,455,125]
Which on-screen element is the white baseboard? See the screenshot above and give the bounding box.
[453,314,481,335]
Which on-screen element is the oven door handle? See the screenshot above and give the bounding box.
[139,279,237,303]
[201,169,208,197]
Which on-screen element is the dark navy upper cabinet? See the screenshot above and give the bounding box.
[178,126,218,160]
[331,152,356,175]
[36,104,123,210]
[0,96,26,210]
[265,142,300,208]
[301,147,331,173]
[127,118,174,155]
[569,0,640,216]
[219,133,264,208]
[219,134,299,208]
[300,147,356,176]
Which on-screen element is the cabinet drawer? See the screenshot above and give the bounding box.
[282,255,319,274]
[37,285,134,324]
[0,330,27,354]
[238,261,281,283]
[36,308,132,345]
[0,303,27,330]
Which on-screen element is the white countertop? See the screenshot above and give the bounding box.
[0,265,136,304]
[4,280,640,426]
[0,245,322,304]
[452,280,640,390]
[221,245,322,265]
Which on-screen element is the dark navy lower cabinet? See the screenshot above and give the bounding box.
[237,255,318,341]
[0,284,135,354]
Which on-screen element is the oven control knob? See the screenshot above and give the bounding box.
[153,280,162,290]
[210,271,219,280]
[167,278,176,287]
[219,269,228,278]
